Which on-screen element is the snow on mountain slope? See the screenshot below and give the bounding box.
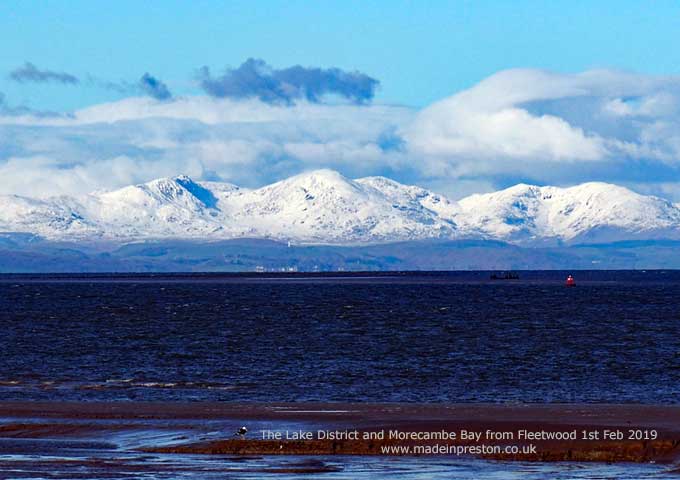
[1,171,679,245]
[457,182,680,244]
[0,194,98,238]
[355,176,460,222]
[80,176,234,239]
[211,170,458,242]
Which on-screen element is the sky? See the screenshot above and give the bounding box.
[2,1,680,200]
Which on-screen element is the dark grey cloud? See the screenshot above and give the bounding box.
[138,73,172,100]
[9,62,79,85]
[197,58,379,104]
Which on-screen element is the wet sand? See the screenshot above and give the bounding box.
[1,402,680,463]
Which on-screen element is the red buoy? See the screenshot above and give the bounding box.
[565,274,576,287]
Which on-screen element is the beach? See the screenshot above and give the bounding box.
[1,402,679,478]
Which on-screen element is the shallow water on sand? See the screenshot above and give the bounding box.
[0,426,677,480]
[0,451,675,479]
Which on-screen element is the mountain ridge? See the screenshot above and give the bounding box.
[1,169,678,246]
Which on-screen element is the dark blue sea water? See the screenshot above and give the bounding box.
[2,270,680,403]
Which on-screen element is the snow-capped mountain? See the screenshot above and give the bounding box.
[456,183,680,244]
[1,170,679,245]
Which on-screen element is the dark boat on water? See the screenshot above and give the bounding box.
[490,272,520,280]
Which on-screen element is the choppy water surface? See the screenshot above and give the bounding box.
[1,270,680,403]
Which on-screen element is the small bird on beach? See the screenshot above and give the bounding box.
[235,426,248,438]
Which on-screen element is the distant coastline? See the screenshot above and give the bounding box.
[3,236,680,272]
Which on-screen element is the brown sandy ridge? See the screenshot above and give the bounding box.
[1,402,679,463]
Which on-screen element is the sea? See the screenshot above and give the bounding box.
[1,270,679,479]
[2,270,679,403]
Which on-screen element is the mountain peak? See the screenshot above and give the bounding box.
[109,175,220,211]
[173,174,195,183]
[356,175,405,189]
[457,180,680,243]
[173,175,219,209]
[2,172,680,245]
[263,169,361,201]
[286,169,352,186]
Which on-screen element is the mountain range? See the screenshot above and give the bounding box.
[2,169,680,247]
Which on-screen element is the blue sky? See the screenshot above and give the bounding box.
[3,1,680,201]
[2,0,680,111]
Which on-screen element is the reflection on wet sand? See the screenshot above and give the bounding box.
[0,402,679,479]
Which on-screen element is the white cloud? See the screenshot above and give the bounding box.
[407,104,606,162]
[3,68,680,201]
[403,69,680,193]
[0,155,200,198]
[0,97,413,196]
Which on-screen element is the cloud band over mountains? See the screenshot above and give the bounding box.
[3,67,680,202]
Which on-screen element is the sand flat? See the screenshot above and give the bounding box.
[1,402,679,463]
